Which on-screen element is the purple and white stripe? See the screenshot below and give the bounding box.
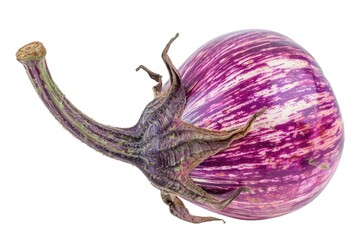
[178,30,344,219]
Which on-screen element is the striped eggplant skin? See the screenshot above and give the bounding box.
[179,30,344,220]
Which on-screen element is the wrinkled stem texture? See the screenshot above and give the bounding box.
[16,42,143,167]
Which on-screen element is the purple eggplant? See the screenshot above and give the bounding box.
[16,30,344,223]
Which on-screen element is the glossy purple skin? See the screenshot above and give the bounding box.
[178,30,344,219]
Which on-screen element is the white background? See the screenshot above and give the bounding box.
[1,0,359,239]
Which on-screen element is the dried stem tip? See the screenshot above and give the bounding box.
[16,41,46,62]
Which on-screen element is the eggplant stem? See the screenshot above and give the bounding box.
[16,42,145,167]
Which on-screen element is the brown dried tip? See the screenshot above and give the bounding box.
[16,41,46,62]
